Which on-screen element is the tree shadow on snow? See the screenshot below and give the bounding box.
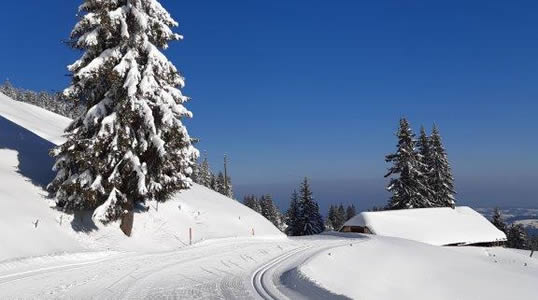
[0,116,56,188]
[70,211,99,233]
[0,117,102,234]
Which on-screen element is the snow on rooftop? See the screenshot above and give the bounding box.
[342,206,506,246]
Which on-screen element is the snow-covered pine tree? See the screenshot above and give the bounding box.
[327,205,337,231]
[285,190,301,236]
[335,204,346,229]
[507,224,528,249]
[0,80,17,99]
[190,160,200,184]
[198,153,211,187]
[346,204,356,221]
[209,173,217,191]
[260,194,283,230]
[223,174,233,199]
[324,217,334,231]
[491,207,506,233]
[428,125,456,208]
[215,172,225,195]
[299,178,324,235]
[243,195,261,214]
[49,0,198,233]
[385,118,431,209]
[416,126,435,204]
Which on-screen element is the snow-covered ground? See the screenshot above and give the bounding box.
[2,92,537,299]
[0,92,283,261]
[301,235,538,300]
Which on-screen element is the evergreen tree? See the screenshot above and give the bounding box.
[216,172,225,194]
[385,118,431,209]
[49,0,198,231]
[491,207,506,233]
[198,153,211,187]
[335,204,346,230]
[224,174,233,198]
[0,80,17,99]
[190,160,200,184]
[298,178,324,235]
[416,126,435,203]
[324,217,335,231]
[243,195,261,214]
[260,194,283,230]
[507,224,528,249]
[327,205,338,231]
[346,204,357,221]
[285,190,301,236]
[428,125,456,207]
[209,173,217,191]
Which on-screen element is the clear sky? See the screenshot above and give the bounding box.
[1,1,536,211]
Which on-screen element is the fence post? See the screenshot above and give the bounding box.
[252,228,255,236]
[189,227,192,245]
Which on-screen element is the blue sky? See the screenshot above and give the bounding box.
[1,1,537,211]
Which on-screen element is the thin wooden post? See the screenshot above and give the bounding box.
[252,228,255,236]
[189,227,192,245]
[224,154,228,196]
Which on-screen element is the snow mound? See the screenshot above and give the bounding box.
[76,184,285,253]
[0,149,84,262]
[301,236,538,300]
[0,92,71,145]
[0,93,284,261]
[342,206,506,246]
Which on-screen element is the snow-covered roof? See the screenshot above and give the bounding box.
[342,206,506,246]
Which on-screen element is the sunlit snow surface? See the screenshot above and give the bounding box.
[1,92,537,299]
[301,235,538,300]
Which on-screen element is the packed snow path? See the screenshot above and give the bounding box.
[0,236,358,299]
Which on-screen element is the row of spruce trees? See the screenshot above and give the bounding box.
[385,118,455,210]
[326,204,356,231]
[243,178,325,236]
[191,154,233,199]
[0,81,85,118]
[243,194,285,231]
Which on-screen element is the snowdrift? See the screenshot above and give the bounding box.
[0,92,284,261]
[301,236,538,300]
[342,206,506,246]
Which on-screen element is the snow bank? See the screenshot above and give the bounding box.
[0,93,284,261]
[0,92,71,145]
[301,236,538,300]
[342,206,506,246]
[0,149,84,261]
[74,183,285,253]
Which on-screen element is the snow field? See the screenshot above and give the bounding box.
[300,235,538,300]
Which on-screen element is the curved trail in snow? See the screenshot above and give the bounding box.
[0,235,366,299]
[249,236,366,300]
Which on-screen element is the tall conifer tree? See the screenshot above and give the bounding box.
[428,125,456,207]
[416,126,435,204]
[346,204,356,221]
[285,190,300,236]
[49,0,198,229]
[385,118,431,209]
[298,178,324,235]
